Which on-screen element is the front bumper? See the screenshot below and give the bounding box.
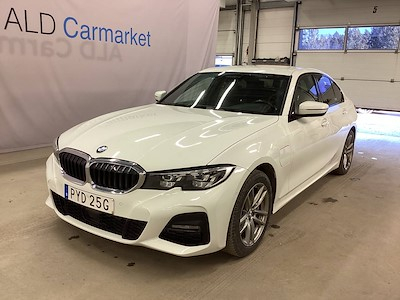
[46,154,248,257]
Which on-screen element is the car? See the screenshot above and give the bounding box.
[46,65,357,257]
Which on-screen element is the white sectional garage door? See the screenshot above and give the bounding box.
[295,0,400,111]
[217,10,236,55]
[296,52,400,111]
[255,7,294,59]
[217,7,293,64]
[242,7,293,62]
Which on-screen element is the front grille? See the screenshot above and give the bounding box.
[52,191,147,240]
[90,162,140,191]
[59,152,87,182]
[57,149,145,193]
[160,213,210,246]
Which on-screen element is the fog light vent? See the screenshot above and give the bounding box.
[159,212,210,246]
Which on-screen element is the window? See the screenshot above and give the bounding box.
[347,26,400,50]
[298,25,400,51]
[314,75,342,106]
[298,28,345,50]
[215,55,233,67]
[292,74,344,112]
[331,81,344,104]
[161,73,290,115]
[292,74,319,114]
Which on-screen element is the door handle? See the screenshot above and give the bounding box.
[321,118,329,127]
[342,110,348,115]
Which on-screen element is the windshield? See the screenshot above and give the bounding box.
[159,72,290,115]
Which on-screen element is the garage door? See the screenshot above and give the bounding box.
[243,7,294,61]
[217,7,294,65]
[295,0,400,111]
[217,10,236,55]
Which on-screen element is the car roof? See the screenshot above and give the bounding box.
[199,65,322,77]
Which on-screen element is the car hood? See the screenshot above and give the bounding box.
[59,104,278,171]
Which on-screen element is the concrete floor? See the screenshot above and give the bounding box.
[1,112,399,300]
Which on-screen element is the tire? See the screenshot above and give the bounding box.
[333,130,355,175]
[225,170,272,257]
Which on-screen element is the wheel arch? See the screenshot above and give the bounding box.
[255,163,276,212]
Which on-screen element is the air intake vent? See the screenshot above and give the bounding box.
[89,160,144,192]
[52,191,147,240]
[59,151,88,182]
[160,213,210,246]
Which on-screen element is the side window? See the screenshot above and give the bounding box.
[292,74,319,114]
[314,75,340,106]
[331,81,344,104]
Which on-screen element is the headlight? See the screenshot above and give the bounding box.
[52,136,59,153]
[142,165,235,190]
[52,136,60,161]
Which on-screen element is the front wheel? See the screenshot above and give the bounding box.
[225,170,272,257]
[333,130,355,175]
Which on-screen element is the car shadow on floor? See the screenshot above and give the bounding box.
[48,174,334,273]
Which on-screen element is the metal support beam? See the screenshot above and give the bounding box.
[247,0,260,65]
[234,0,245,65]
[222,1,295,11]
[290,1,300,66]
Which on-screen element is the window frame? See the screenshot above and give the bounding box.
[297,27,346,51]
[289,72,344,121]
[346,25,400,50]
[313,74,344,107]
[289,73,321,120]
[297,24,400,53]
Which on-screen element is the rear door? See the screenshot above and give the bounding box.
[313,74,349,153]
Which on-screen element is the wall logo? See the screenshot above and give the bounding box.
[4,8,151,47]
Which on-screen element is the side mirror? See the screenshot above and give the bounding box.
[297,101,329,116]
[154,90,167,102]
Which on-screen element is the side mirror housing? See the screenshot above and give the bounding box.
[297,101,329,116]
[154,90,167,102]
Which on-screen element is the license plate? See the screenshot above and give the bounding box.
[64,184,114,214]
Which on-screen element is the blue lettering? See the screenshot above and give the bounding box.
[80,24,91,40]
[147,31,151,47]
[63,17,78,38]
[130,28,137,45]
[62,16,151,47]
[99,27,113,42]
[138,33,146,46]
[115,30,123,44]
[124,30,130,44]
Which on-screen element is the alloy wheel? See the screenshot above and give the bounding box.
[343,132,355,170]
[239,183,269,246]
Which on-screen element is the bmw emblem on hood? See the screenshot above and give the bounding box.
[96,145,108,153]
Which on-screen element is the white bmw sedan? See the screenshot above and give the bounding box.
[46,66,357,257]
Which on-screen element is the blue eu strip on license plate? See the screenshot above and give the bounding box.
[64,184,69,199]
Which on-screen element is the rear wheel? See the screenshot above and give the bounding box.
[225,170,272,257]
[333,130,355,175]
